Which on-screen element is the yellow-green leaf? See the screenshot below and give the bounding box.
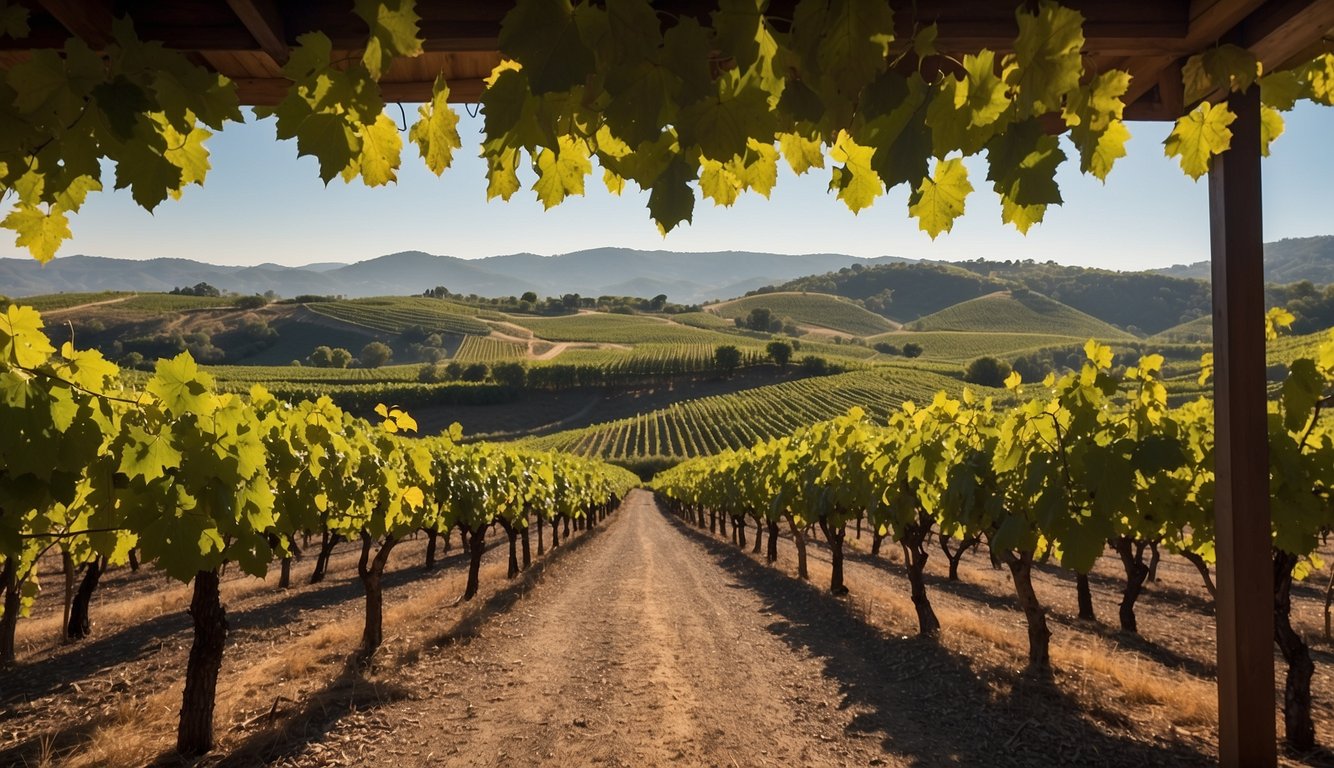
[1163,101,1235,180]
[410,76,461,175]
[532,135,591,209]
[909,157,972,239]
[828,130,882,214]
[3,203,71,264]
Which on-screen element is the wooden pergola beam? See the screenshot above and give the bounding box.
[37,0,113,49]
[1209,84,1276,768]
[1240,0,1334,69]
[224,0,288,66]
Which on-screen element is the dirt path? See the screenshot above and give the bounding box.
[288,491,890,767]
[42,295,136,315]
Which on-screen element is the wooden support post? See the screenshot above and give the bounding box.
[1209,85,1276,768]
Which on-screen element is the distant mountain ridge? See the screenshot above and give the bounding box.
[0,248,908,305]
[1154,235,1334,284]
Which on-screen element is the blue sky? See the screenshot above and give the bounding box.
[16,101,1334,271]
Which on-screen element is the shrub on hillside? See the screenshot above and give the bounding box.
[963,356,1013,388]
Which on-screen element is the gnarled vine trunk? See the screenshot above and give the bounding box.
[356,534,398,665]
[177,568,227,755]
[1180,549,1217,597]
[1274,550,1315,751]
[463,525,487,601]
[766,519,779,563]
[499,519,519,579]
[939,533,976,581]
[521,524,532,570]
[0,558,20,666]
[536,516,545,555]
[900,517,939,635]
[1076,573,1097,622]
[786,515,808,580]
[424,526,440,570]
[67,556,106,640]
[309,530,340,584]
[1112,536,1151,632]
[1001,549,1051,675]
[752,517,763,554]
[817,516,848,595]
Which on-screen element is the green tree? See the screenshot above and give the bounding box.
[520,291,538,303]
[330,348,353,368]
[902,342,924,358]
[714,345,742,377]
[766,340,793,368]
[964,356,1013,387]
[360,342,393,368]
[491,361,526,388]
[307,346,333,368]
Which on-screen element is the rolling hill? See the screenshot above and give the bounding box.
[706,292,898,336]
[1156,235,1334,285]
[912,290,1136,339]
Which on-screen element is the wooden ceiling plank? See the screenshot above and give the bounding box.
[37,0,113,49]
[1241,0,1334,70]
[225,0,289,66]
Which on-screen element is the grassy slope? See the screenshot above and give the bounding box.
[914,291,1135,339]
[510,313,738,344]
[707,292,897,336]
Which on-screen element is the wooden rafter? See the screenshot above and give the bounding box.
[224,0,289,66]
[37,0,112,49]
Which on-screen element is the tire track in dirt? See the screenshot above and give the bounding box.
[307,490,891,767]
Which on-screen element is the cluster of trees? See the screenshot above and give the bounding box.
[873,340,923,357]
[169,282,222,297]
[735,307,802,336]
[418,360,527,386]
[423,286,696,316]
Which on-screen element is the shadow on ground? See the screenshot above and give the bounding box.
[663,505,1213,768]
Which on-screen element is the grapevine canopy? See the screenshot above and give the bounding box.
[0,0,1331,262]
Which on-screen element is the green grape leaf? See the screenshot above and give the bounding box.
[909,158,972,239]
[354,0,424,80]
[532,135,591,208]
[113,132,184,212]
[0,305,55,368]
[960,50,1010,128]
[0,3,29,38]
[1073,118,1130,181]
[985,119,1065,207]
[1282,358,1324,433]
[120,426,182,482]
[678,79,775,162]
[1303,54,1334,106]
[1260,105,1284,157]
[711,0,770,77]
[499,0,594,95]
[778,132,824,175]
[1000,196,1046,234]
[485,145,522,201]
[700,157,741,207]
[1010,0,1084,115]
[148,353,216,417]
[646,155,695,235]
[828,130,882,214]
[296,112,360,184]
[344,112,402,187]
[1260,70,1302,111]
[3,204,71,264]
[662,17,714,106]
[92,77,153,141]
[159,120,213,197]
[410,76,461,175]
[1164,101,1235,180]
[912,23,938,59]
[1182,44,1260,105]
[817,0,895,98]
